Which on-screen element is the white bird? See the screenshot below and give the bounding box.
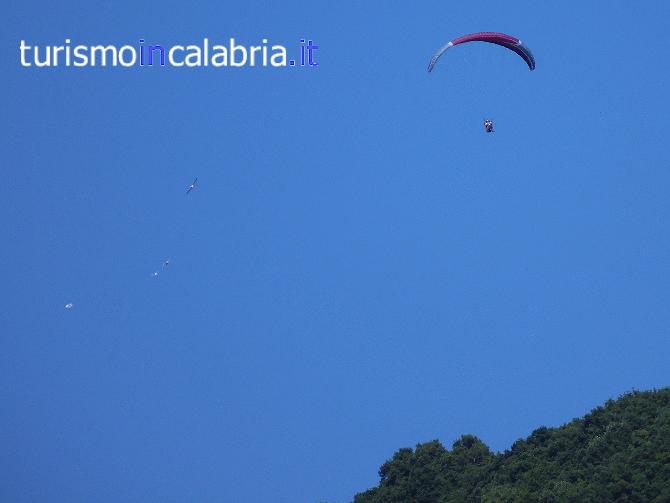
[151,271,160,279]
[162,258,171,269]
[65,303,74,310]
[186,177,198,194]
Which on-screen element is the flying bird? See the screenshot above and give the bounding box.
[65,303,74,310]
[186,178,198,194]
[151,271,160,279]
[162,258,171,269]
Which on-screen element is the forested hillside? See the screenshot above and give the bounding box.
[354,389,670,502]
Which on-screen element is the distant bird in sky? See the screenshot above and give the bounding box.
[162,258,171,269]
[151,271,160,279]
[186,177,198,194]
[65,303,74,310]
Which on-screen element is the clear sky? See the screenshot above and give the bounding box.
[3,2,670,502]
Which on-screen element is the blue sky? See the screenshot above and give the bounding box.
[2,2,670,502]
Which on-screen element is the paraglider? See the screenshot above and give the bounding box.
[427,32,535,73]
[186,178,198,194]
[428,32,535,133]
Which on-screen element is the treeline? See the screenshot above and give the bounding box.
[353,388,670,502]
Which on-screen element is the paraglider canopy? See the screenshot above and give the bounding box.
[428,32,535,72]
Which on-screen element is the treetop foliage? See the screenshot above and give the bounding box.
[353,388,670,503]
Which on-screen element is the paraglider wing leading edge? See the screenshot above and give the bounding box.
[427,32,535,72]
